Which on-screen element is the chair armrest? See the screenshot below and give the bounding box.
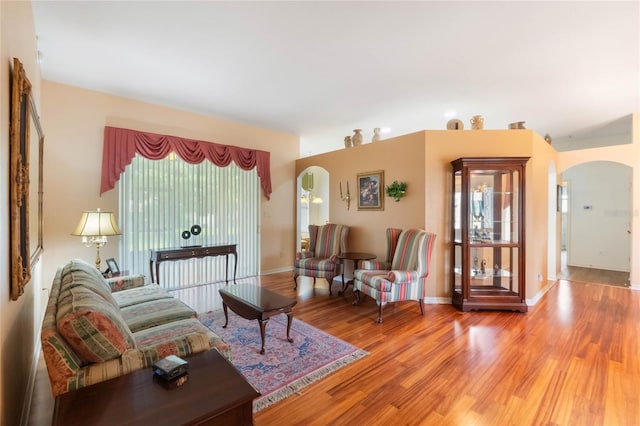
[387,270,419,284]
[360,260,391,270]
[106,274,146,292]
[296,250,315,260]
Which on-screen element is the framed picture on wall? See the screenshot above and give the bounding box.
[357,170,384,211]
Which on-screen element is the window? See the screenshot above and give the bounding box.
[118,154,259,289]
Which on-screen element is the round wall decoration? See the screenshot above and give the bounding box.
[191,224,202,236]
[181,230,191,240]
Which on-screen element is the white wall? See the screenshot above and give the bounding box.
[559,112,640,288]
[564,161,632,271]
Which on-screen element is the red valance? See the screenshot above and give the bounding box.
[100,126,272,199]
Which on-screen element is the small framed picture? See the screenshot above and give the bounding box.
[105,258,120,275]
[357,170,384,211]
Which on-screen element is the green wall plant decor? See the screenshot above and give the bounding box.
[385,180,407,202]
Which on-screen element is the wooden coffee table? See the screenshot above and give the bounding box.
[219,284,297,354]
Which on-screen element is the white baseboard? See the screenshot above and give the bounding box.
[20,337,42,426]
[261,266,293,275]
[424,296,451,304]
[526,280,558,306]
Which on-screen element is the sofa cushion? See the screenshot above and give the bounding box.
[57,286,136,363]
[112,285,173,308]
[120,298,196,333]
[60,259,119,309]
[134,318,231,362]
[106,274,146,292]
[294,257,336,272]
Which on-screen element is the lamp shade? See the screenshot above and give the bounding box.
[71,209,121,237]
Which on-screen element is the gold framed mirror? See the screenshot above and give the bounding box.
[10,57,44,300]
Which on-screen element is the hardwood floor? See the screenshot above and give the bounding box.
[560,265,630,288]
[28,272,639,425]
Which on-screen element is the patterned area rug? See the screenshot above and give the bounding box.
[199,310,368,412]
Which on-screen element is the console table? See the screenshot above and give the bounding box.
[52,349,259,426]
[150,244,237,285]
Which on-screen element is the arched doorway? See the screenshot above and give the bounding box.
[296,166,329,252]
[561,161,631,284]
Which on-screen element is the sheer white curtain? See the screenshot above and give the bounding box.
[118,154,259,289]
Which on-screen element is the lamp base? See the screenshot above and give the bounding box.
[95,246,101,270]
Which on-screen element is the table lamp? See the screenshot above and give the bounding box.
[71,208,121,270]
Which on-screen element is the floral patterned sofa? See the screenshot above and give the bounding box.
[41,258,230,396]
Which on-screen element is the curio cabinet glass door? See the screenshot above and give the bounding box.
[451,157,529,312]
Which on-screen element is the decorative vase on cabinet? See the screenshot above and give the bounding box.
[450,156,530,312]
[352,129,363,146]
[372,128,381,142]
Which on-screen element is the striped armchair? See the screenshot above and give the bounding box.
[294,223,349,295]
[353,228,436,323]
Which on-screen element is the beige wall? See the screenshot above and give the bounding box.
[296,132,427,255]
[41,81,300,286]
[1,2,42,425]
[426,129,559,301]
[296,129,560,302]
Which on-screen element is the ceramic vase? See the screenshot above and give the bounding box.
[344,136,353,148]
[372,128,381,142]
[352,129,363,146]
[446,119,464,130]
[470,115,484,130]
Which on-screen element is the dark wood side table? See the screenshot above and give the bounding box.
[337,252,376,296]
[150,243,237,285]
[52,349,259,426]
[219,284,297,355]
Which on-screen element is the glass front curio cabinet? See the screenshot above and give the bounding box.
[451,157,529,312]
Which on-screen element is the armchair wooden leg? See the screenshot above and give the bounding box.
[376,303,384,323]
[328,276,334,296]
[293,275,298,290]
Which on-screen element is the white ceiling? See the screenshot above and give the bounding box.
[32,1,639,155]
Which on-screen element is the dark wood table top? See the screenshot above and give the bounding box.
[338,252,377,261]
[219,284,296,313]
[52,349,259,426]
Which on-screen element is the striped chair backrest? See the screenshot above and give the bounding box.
[308,225,320,255]
[417,231,436,277]
[391,228,426,271]
[314,223,347,258]
[386,228,403,263]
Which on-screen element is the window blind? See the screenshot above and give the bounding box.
[118,154,259,289]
